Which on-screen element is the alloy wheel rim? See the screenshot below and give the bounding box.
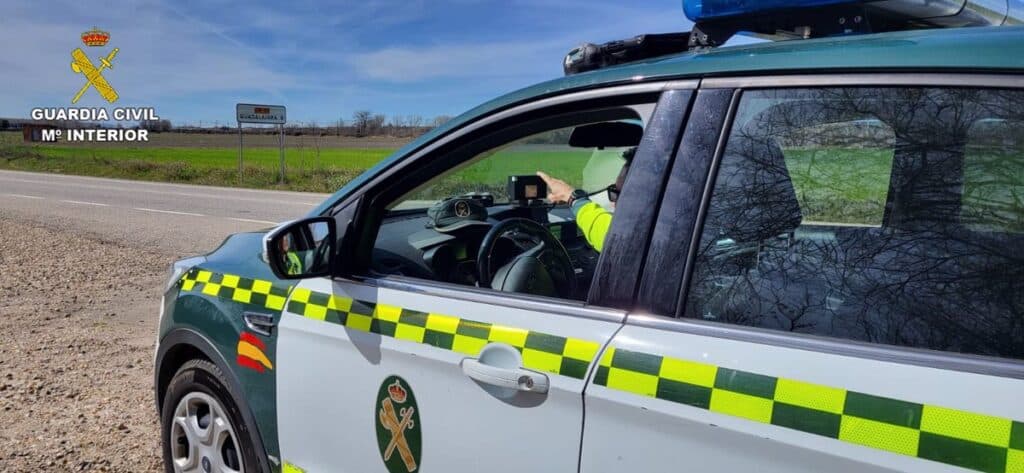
[170,391,244,473]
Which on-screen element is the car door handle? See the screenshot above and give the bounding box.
[461,358,550,394]
[243,312,276,336]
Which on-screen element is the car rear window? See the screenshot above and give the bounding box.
[685,87,1024,360]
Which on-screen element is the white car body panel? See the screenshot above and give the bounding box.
[277,276,623,472]
[581,323,1024,472]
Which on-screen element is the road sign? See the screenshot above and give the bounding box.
[236,103,288,183]
[236,103,286,125]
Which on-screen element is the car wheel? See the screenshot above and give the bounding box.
[161,359,260,473]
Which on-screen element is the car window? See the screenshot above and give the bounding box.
[783,119,895,226]
[391,127,633,210]
[685,87,1024,360]
[370,107,652,303]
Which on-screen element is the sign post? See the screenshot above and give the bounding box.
[235,103,287,183]
[237,123,243,182]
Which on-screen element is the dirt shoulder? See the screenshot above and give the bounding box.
[0,211,173,472]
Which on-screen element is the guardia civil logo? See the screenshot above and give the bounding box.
[71,27,119,104]
[375,376,422,472]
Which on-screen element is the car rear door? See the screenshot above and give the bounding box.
[581,77,1024,473]
[274,85,696,472]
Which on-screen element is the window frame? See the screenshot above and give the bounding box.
[326,81,697,313]
[639,72,1024,379]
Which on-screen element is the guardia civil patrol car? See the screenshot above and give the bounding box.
[155,1,1024,472]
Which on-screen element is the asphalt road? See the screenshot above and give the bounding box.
[0,170,330,256]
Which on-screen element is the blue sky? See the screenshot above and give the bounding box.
[2,0,699,126]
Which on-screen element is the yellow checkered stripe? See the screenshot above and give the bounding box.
[595,347,1024,473]
[287,287,601,379]
[179,269,292,311]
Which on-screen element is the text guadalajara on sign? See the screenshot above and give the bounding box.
[236,104,287,125]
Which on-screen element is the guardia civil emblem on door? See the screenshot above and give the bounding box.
[375,375,422,472]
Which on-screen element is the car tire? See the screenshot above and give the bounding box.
[161,359,262,473]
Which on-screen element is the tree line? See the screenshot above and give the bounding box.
[2,112,455,138]
[170,111,455,137]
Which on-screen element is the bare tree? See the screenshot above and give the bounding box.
[371,114,387,136]
[293,127,306,171]
[431,115,453,128]
[352,110,372,137]
[311,120,323,168]
[389,115,407,135]
[139,119,172,132]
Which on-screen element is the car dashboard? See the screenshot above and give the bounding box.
[371,204,599,299]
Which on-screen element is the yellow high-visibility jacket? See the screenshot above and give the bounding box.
[286,251,303,275]
[572,198,612,253]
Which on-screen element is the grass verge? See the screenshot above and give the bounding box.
[0,144,386,192]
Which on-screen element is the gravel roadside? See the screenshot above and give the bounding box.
[0,211,173,472]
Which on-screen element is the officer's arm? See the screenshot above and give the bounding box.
[571,197,612,253]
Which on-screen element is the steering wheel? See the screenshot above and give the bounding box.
[477,218,578,299]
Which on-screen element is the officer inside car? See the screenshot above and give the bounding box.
[537,146,635,253]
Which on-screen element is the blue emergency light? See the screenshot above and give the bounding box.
[683,0,1023,26]
[684,0,862,22]
[564,0,1022,75]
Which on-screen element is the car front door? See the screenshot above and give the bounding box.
[277,277,621,473]
[582,79,1024,473]
[274,84,695,472]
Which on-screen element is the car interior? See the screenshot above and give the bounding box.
[368,108,650,302]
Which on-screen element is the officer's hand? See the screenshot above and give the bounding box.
[537,171,575,204]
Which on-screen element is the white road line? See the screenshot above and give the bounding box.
[133,207,205,217]
[229,217,278,225]
[61,199,109,207]
[0,175,322,206]
[5,194,45,199]
[0,170,329,197]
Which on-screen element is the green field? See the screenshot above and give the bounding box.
[23,145,391,170]
[408,149,593,202]
[785,147,894,225]
[0,131,593,194]
[0,132,393,193]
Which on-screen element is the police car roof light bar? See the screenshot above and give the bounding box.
[565,0,1024,75]
[684,0,1024,28]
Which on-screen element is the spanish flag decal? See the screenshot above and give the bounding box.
[237,332,273,372]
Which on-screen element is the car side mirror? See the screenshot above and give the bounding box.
[265,217,336,279]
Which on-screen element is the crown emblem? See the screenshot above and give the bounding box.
[387,380,407,403]
[81,27,110,47]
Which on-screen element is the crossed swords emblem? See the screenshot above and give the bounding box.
[379,397,418,472]
[70,47,119,104]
